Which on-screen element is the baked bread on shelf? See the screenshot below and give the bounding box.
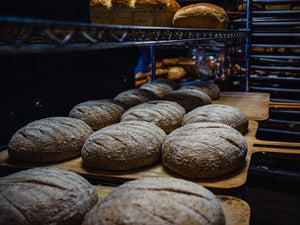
[172,3,229,29]
[81,121,166,171]
[162,122,248,178]
[0,168,98,225]
[69,99,127,131]
[182,104,249,134]
[121,100,186,133]
[8,117,93,163]
[82,177,226,225]
[90,0,181,27]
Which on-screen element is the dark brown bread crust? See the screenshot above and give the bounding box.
[114,88,160,108]
[163,89,212,112]
[139,79,179,98]
[8,117,93,163]
[82,177,226,225]
[162,122,248,178]
[121,100,186,133]
[69,99,127,131]
[0,168,98,225]
[82,121,166,171]
[180,81,220,100]
[182,104,249,133]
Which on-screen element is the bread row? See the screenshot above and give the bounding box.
[90,1,229,29]
[238,2,300,11]
[0,168,226,225]
[8,80,248,180]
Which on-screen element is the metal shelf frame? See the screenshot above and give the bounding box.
[0,16,246,54]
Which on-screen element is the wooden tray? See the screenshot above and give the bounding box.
[0,121,259,191]
[93,185,251,225]
[213,92,270,121]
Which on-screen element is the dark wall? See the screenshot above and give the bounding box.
[0,0,140,146]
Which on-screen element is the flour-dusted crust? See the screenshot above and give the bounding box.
[139,79,179,98]
[163,89,212,112]
[0,168,98,225]
[182,104,249,133]
[114,88,160,108]
[121,100,186,133]
[180,81,220,100]
[69,99,127,131]
[82,177,226,225]
[162,122,248,178]
[8,117,93,163]
[82,121,166,171]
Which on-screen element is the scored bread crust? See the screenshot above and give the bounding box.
[82,177,226,225]
[81,121,166,171]
[69,99,127,131]
[139,79,178,98]
[182,104,249,133]
[0,168,98,225]
[172,3,229,29]
[8,117,93,163]
[121,100,186,133]
[179,81,220,100]
[163,89,212,112]
[162,122,248,178]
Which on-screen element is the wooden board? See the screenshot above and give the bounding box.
[213,92,270,121]
[0,121,259,191]
[93,185,251,225]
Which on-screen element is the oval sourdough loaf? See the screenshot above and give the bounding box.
[90,0,181,27]
[82,121,166,171]
[69,99,127,131]
[163,89,212,112]
[162,122,248,178]
[114,88,160,108]
[172,3,229,29]
[182,104,249,133]
[139,79,179,98]
[180,81,220,100]
[82,177,226,225]
[121,100,186,133]
[8,117,93,163]
[0,167,98,225]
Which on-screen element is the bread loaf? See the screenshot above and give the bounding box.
[0,168,98,225]
[180,81,220,100]
[182,104,249,134]
[69,99,127,131]
[139,79,178,98]
[82,121,166,171]
[163,89,212,112]
[8,117,93,163]
[167,66,187,80]
[90,0,181,27]
[121,100,186,133]
[162,122,248,178]
[114,88,160,108]
[82,177,226,225]
[173,3,229,29]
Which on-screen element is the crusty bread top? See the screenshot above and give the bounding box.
[82,177,226,225]
[173,3,229,25]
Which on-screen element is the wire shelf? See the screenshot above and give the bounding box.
[0,16,246,54]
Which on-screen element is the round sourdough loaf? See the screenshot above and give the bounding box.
[162,122,248,178]
[180,81,220,100]
[82,177,226,225]
[114,88,160,108]
[69,99,127,131]
[0,167,98,225]
[8,117,93,163]
[121,100,186,133]
[182,104,249,133]
[172,3,229,29]
[139,79,179,98]
[163,89,212,112]
[81,121,166,171]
